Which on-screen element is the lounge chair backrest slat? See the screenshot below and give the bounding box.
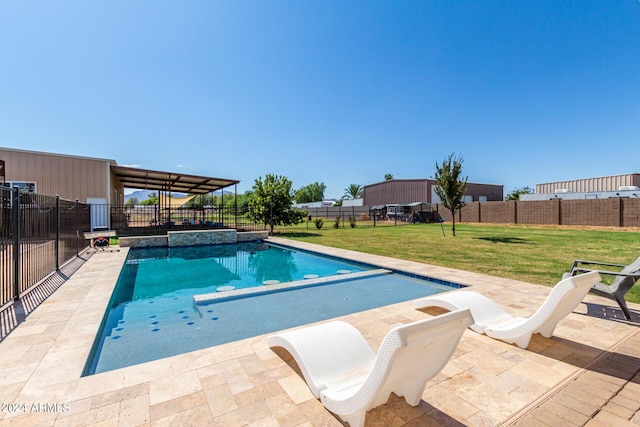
[337,308,473,413]
[522,271,600,335]
[611,256,640,289]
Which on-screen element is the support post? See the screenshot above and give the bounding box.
[12,186,20,300]
[55,195,60,271]
[221,189,224,228]
[76,200,80,256]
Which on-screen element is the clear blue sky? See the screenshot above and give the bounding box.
[1,1,639,199]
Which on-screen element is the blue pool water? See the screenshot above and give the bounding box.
[120,242,370,299]
[84,242,460,375]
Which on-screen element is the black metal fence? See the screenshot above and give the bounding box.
[108,203,433,236]
[0,187,91,308]
[109,204,267,236]
[277,204,437,231]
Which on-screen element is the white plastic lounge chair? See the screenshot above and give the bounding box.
[267,308,473,427]
[563,256,640,320]
[412,271,601,349]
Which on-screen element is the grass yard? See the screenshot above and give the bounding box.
[274,222,640,304]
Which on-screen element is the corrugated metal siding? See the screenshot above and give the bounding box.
[0,148,112,202]
[464,183,503,201]
[363,180,431,205]
[364,179,503,205]
[536,174,639,193]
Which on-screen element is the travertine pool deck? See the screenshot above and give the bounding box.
[0,236,639,426]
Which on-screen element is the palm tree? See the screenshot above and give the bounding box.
[343,184,363,199]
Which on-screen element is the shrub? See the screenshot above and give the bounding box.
[349,215,356,228]
[314,218,324,230]
[333,216,341,228]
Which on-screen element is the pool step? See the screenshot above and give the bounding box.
[193,269,392,306]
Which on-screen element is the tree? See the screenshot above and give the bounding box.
[294,182,326,203]
[124,197,138,208]
[185,193,215,208]
[434,153,467,237]
[140,193,158,205]
[183,191,251,209]
[384,173,394,181]
[505,186,533,201]
[247,174,306,234]
[343,184,363,199]
[233,191,252,209]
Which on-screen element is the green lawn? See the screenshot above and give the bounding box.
[273,223,640,304]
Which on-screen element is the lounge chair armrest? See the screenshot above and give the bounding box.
[573,268,640,278]
[571,260,626,271]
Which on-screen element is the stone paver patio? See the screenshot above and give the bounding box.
[0,236,638,426]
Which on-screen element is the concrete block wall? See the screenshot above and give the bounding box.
[459,203,480,223]
[517,199,560,225]
[560,199,619,226]
[480,201,517,224]
[622,199,640,227]
[434,198,639,227]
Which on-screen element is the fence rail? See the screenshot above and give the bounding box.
[0,187,91,308]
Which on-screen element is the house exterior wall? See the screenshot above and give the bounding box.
[536,174,640,193]
[363,179,503,206]
[0,147,116,203]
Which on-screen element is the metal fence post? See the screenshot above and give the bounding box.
[76,199,80,256]
[269,203,273,235]
[12,186,20,300]
[55,195,60,271]
[234,184,238,229]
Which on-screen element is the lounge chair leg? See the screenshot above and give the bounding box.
[614,295,632,320]
[397,381,428,406]
[341,410,366,427]
[507,334,532,349]
[536,323,558,339]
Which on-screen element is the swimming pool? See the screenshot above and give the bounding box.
[83,242,462,375]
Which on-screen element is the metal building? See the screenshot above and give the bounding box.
[536,173,640,194]
[363,179,503,206]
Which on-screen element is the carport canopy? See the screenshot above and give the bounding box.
[111,165,239,195]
